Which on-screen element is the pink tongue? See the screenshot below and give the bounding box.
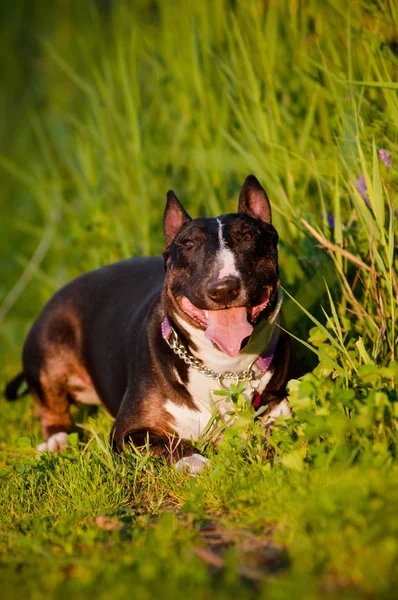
[205,307,253,357]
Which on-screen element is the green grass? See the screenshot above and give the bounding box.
[1,0,397,597]
[1,401,397,600]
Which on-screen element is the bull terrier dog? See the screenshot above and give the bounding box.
[5,176,293,474]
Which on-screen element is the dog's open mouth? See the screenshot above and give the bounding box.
[178,288,271,357]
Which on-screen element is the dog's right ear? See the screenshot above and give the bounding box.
[163,190,192,246]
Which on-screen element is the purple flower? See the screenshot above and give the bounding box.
[322,210,335,229]
[356,173,370,206]
[378,149,392,168]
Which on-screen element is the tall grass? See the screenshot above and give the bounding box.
[1,0,397,397]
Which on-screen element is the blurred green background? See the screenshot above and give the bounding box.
[1,0,397,375]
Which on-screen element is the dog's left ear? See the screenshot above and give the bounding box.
[238,175,272,224]
[164,190,192,245]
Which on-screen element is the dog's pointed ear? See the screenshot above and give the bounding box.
[238,175,272,224]
[164,190,192,245]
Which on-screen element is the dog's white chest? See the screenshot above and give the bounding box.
[165,366,274,441]
[164,291,286,442]
[164,312,280,441]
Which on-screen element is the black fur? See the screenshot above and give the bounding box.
[4,372,28,401]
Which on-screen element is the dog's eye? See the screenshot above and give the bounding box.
[242,231,253,241]
[181,239,194,248]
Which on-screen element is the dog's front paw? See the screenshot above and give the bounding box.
[36,432,69,454]
[175,453,210,476]
[260,398,291,428]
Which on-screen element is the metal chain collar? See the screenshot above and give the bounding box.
[164,325,262,390]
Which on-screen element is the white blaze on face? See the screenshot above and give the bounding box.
[216,218,240,280]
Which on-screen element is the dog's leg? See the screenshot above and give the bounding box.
[22,303,98,453]
[112,418,209,474]
[260,398,291,429]
[148,436,210,475]
[112,388,210,474]
[27,370,73,453]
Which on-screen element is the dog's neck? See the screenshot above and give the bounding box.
[171,288,283,374]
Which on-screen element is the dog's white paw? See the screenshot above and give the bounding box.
[261,398,291,428]
[175,453,210,476]
[36,432,69,454]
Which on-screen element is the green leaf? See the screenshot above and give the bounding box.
[281,449,306,472]
[357,364,378,377]
[231,415,252,430]
[67,433,79,448]
[378,367,396,379]
[17,437,31,449]
[308,327,328,346]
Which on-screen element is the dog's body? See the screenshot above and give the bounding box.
[5,176,294,467]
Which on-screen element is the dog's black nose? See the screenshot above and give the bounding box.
[206,277,241,304]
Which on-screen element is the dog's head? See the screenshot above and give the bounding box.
[163,175,279,357]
